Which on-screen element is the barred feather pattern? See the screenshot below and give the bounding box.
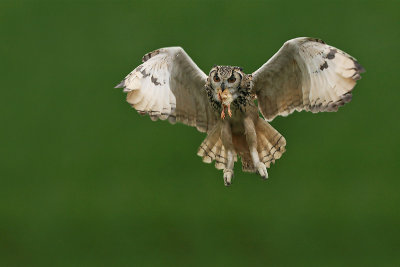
[239,118,286,172]
[252,37,365,121]
[197,118,285,172]
[115,47,218,133]
[197,124,238,170]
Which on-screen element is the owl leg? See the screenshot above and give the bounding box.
[221,122,235,186]
[244,117,268,179]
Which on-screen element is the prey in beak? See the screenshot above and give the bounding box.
[217,85,233,119]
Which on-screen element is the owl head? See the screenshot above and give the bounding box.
[205,65,251,105]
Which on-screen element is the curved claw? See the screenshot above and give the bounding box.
[256,162,268,179]
[223,169,234,186]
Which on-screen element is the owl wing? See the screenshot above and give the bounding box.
[251,37,365,121]
[115,47,217,133]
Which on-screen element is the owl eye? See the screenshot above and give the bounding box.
[228,76,236,83]
[213,75,220,82]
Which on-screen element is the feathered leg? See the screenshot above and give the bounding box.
[244,117,268,179]
[221,122,235,186]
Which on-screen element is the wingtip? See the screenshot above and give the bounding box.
[351,60,365,81]
[114,81,125,88]
[354,60,366,73]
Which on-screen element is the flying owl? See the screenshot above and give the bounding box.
[115,37,365,186]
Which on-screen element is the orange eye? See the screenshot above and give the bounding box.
[228,76,236,83]
[213,75,220,82]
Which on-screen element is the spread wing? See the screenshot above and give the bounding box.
[252,37,365,121]
[115,47,217,132]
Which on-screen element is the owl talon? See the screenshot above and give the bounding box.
[256,162,268,179]
[223,169,234,186]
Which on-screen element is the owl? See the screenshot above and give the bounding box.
[115,37,365,186]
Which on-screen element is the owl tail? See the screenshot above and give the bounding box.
[240,118,287,173]
[197,118,285,173]
[197,124,237,170]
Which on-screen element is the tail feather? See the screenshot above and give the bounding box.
[214,141,226,170]
[239,118,286,172]
[197,125,238,170]
[197,118,285,172]
[198,138,229,170]
[256,118,286,168]
[240,152,255,172]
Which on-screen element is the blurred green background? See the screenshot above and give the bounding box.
[1,0,399,266]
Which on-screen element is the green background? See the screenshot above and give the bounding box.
[1,0,399,266]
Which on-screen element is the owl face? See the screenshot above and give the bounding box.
[208,66,242,102]
[204,65,252,113]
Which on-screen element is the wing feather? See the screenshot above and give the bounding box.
[252,37,365,121]
[116,47,217,132]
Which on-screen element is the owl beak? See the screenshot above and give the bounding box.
[221,82,225,90]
